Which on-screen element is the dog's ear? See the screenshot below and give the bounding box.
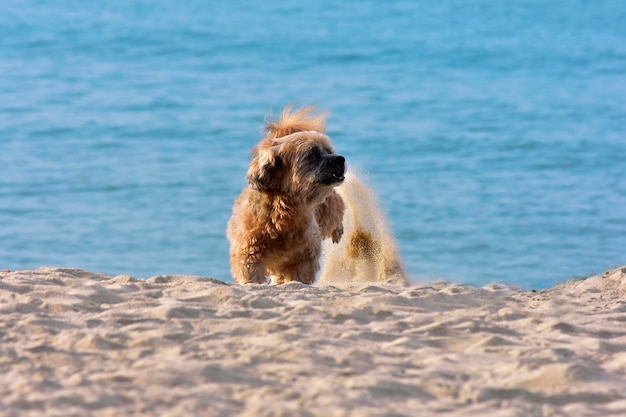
[246,143,282,192]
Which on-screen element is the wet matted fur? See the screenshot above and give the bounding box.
[227,105,346,285]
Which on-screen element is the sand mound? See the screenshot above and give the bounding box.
[1,266,626,416]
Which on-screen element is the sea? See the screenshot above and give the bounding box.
[1,0,625,289]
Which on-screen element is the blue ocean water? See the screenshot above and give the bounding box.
[1,1,625,289]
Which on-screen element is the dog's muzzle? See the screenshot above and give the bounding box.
[317,155,346,185]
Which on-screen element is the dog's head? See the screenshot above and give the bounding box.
[246,105,346,203]
[247,131,346,203]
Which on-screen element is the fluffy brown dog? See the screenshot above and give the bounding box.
[227,105,346,285]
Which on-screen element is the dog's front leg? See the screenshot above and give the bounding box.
[315,191,345,243]
[280,260,318,285]
[278,241,321,285]
[231,255,266,285]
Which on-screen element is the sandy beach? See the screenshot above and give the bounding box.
[1,266,626,416]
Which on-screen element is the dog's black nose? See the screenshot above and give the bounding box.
[333,155,345,169]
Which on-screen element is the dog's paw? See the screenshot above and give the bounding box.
[331,224,344,244]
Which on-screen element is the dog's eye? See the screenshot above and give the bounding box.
[306,148,322,163]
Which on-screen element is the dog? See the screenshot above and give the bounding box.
[227,105,346,285]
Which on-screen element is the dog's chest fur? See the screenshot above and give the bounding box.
[245,190,321,246]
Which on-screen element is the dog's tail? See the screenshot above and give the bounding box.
[319,171,409,287]
[264,104,328,138]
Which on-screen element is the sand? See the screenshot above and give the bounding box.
[319,172,409,287]
[1,267,626,416]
